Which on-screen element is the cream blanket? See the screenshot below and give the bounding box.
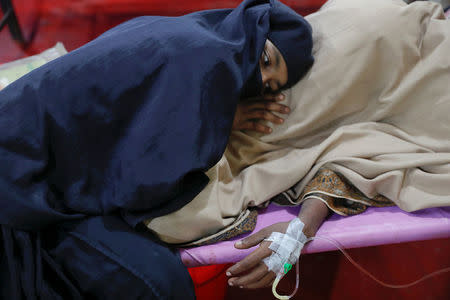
[147,0,450,244]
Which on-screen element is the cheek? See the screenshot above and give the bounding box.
[282,71,288,86]
[281,64,288,86]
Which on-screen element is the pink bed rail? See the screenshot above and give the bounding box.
[180,204,450,267]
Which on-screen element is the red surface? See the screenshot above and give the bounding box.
[189,264,231,300]
[190,238,450,300]
[0,0,326,63]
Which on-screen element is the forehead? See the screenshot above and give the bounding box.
[266,39,281,56]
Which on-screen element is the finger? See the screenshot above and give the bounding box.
[239,121,272,134]
[235,229,270,249]
[240,101,269,112]
[264,102,290,114]
[263,93,285,101]
[246,110,284,124]
[245,271,276,289]
[240,102,266,112]
[241,101,290,114]
[227,243,272,276]
[228,263,268,287]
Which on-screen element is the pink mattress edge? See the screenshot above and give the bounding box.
[180,204,450,267]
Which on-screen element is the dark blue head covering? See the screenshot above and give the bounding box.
[241,0,313,97]
[268,0,314,88]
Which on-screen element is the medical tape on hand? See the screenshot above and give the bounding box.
[263,218,308,300]
[263,218,307,275]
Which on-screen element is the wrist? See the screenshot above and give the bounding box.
[296,218,316,238]
[296,198,329,238]
[303,226,318,239]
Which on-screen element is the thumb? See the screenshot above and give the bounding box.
[235,229,268,249]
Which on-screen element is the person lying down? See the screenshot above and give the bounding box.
[146,0,450,289]
[0,0,315,298]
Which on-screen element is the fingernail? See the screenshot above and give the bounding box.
[277,94,284,100]
[279,118,284,123]
[284,107,290,113]
[226,271,231,277]
[239,286,244,289]
[228,280,234,286]
[235,241,242,247]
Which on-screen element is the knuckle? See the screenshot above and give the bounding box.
[256,111,265,119]
[239,260,250,269]
[255,124,265,131]
[276,105,285,112]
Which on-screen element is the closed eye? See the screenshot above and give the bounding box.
[263,49,270,67]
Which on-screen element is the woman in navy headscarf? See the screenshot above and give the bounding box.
[0,0,313,298]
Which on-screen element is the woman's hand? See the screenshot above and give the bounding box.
[232,93,290,134]
[226,199,330,289]
[225,221,290,289]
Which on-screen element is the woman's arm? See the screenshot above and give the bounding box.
[297,197,330,238]
[226,198,330,289]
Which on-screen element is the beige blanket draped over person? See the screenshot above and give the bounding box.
[146,0,450,246]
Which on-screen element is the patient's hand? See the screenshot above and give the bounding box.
[225,221,290,289]
[226,199,330,289]
[232,93,290,134]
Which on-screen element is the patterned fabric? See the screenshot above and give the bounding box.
[179,209,258,247]
[273,168,394,216]
[182,168,394,247]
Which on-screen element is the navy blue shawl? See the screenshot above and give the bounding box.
[0,0,309,298]
[0,1,272,230]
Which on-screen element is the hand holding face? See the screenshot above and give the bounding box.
[232,93,290,134]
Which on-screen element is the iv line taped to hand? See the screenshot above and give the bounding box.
[263,218,450,300]
[263,218,307,300]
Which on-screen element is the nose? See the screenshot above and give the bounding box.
[261,71,278,93]
[261,71,268,86]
